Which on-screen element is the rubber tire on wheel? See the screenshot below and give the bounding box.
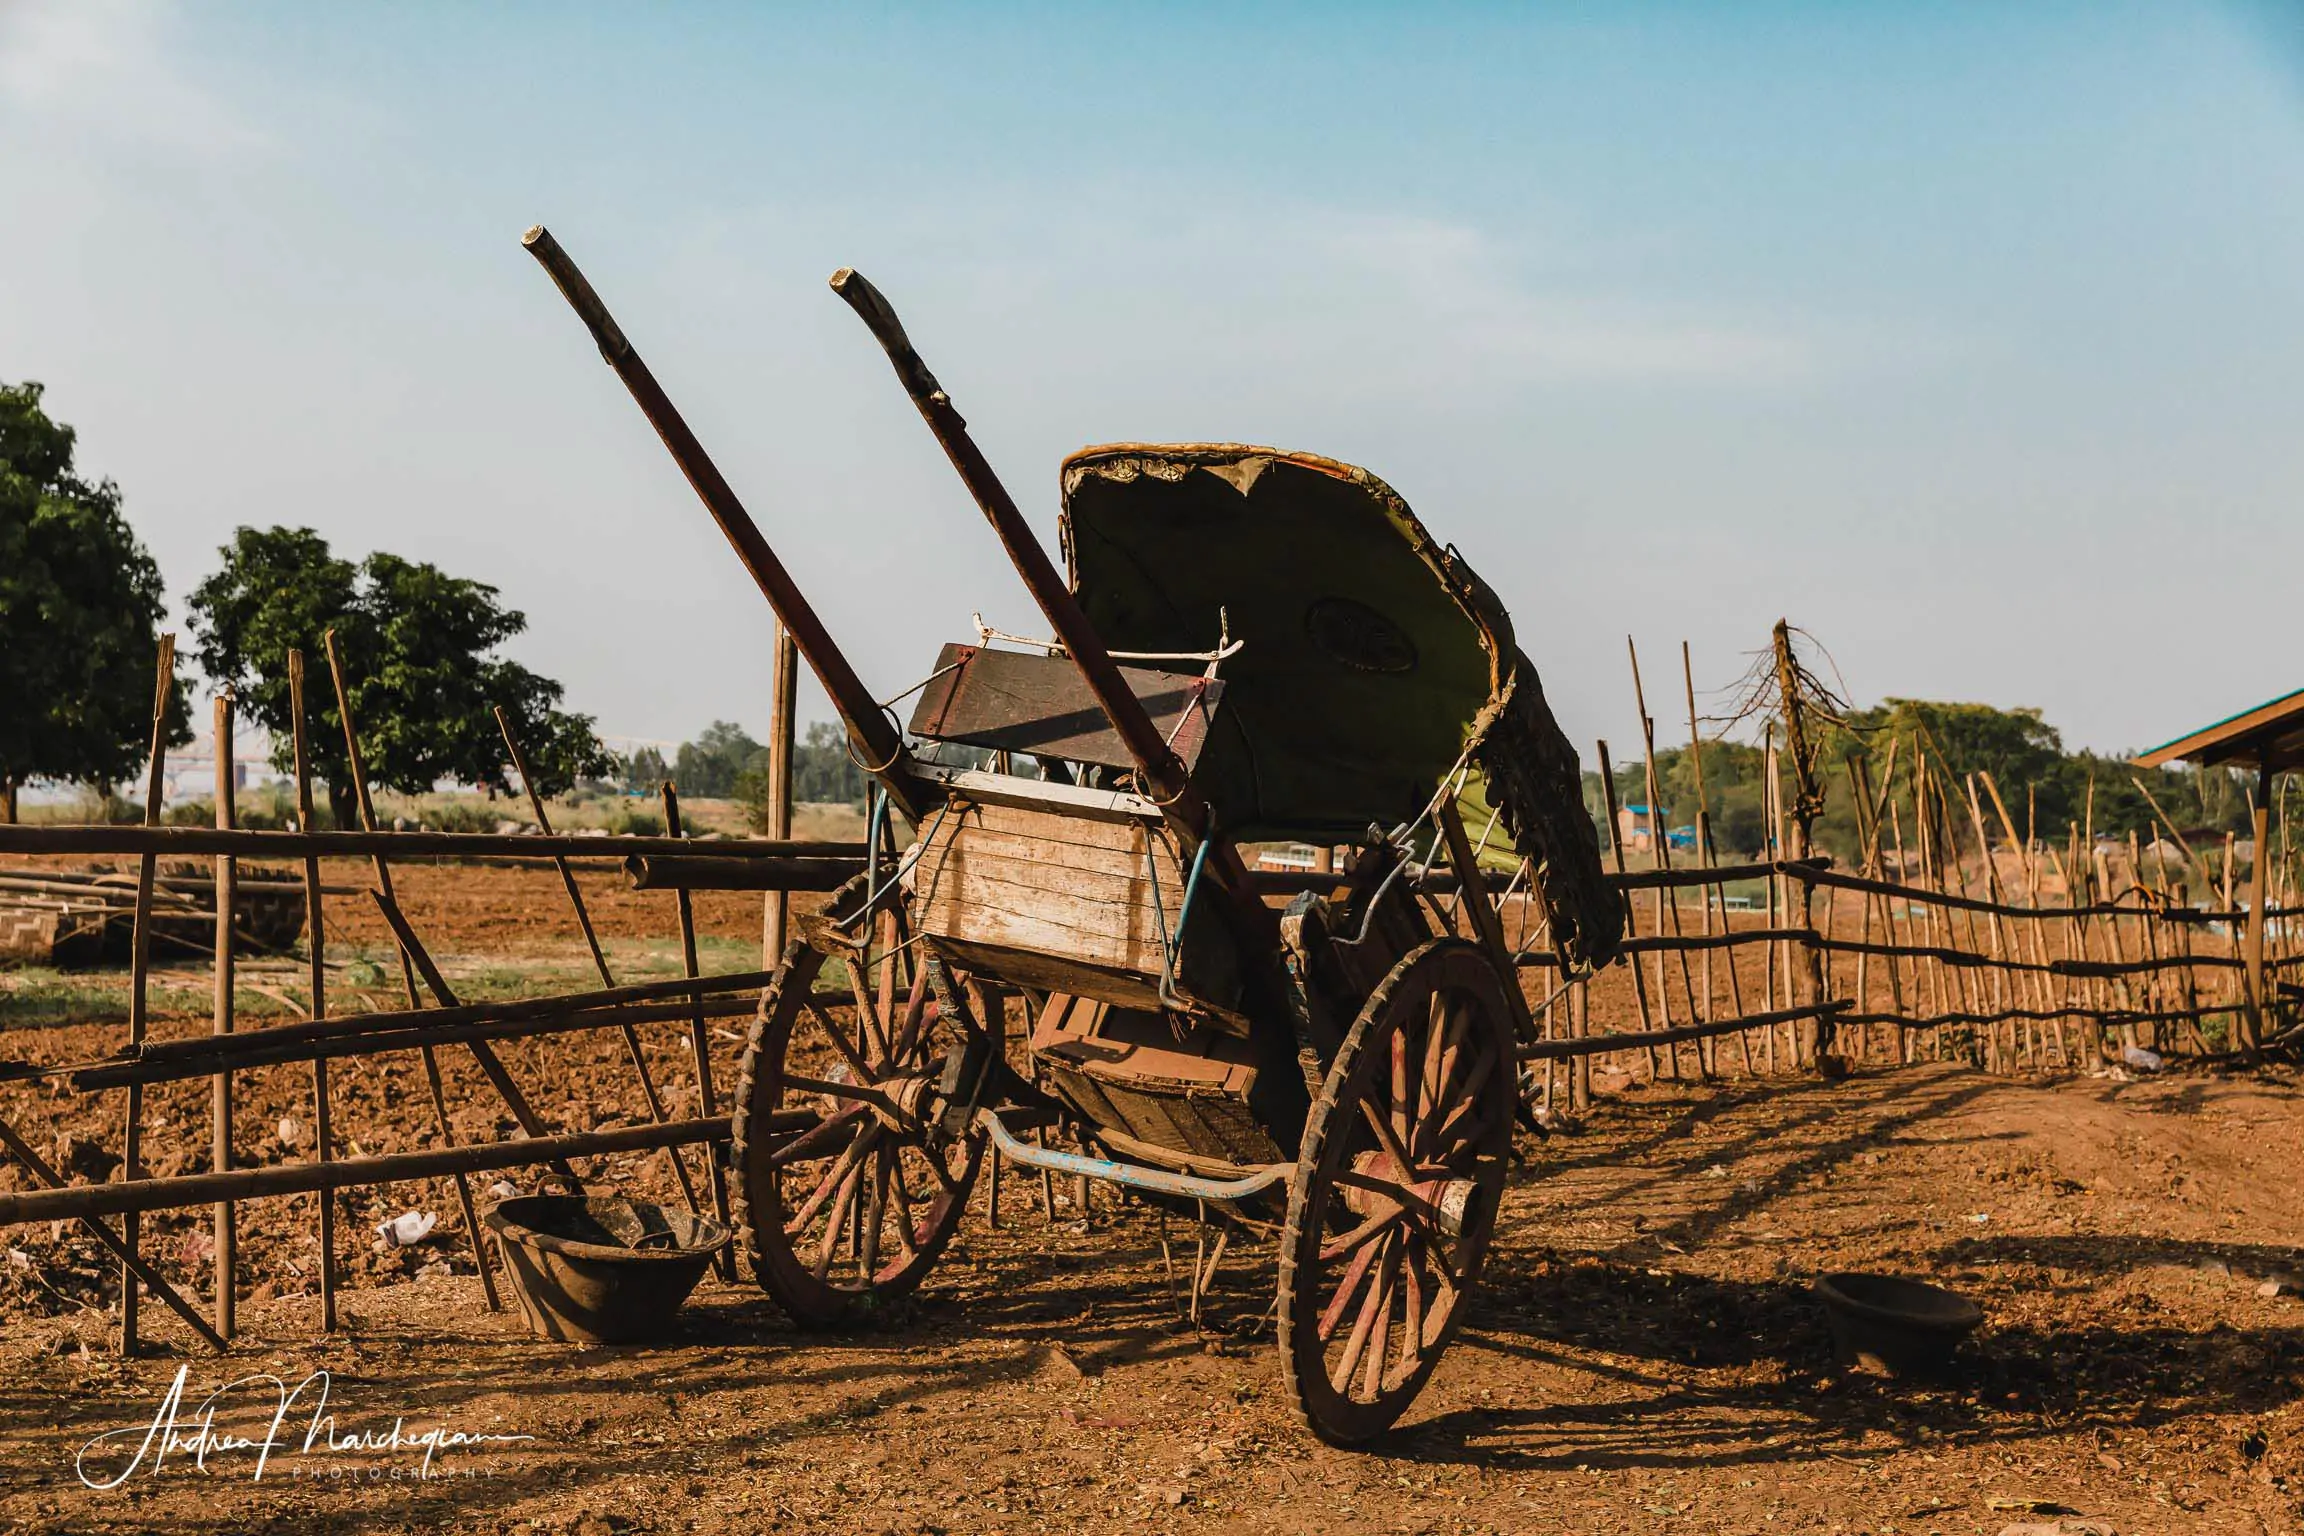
[730,937,982,1328]
[1277,938,1517,1444]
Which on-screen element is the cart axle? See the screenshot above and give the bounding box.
[976,1110,1292,1203]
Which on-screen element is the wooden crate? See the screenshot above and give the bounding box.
[909,791,1244,1029]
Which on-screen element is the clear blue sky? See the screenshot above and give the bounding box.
[4,1,2300,759]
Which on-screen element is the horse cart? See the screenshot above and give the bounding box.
[525,229,1624,1442]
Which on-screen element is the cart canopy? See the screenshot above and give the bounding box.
[1061,443,1621,968]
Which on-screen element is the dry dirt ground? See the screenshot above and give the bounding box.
[2,861,2302,1534]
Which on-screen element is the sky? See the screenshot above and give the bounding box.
[3,0,2302,764]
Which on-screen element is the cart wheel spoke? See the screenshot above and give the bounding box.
[768,1103,870,1169]
[801,995,876,1086]
[1417,997,1462,1144]
[1317,1228,1387,1341]
[1329,1233,1395,1391]
[1320,1205,1404,1263]
[847,960,892,1066]
[811,1158,866,1280]
[886,1154,923,1257]
[1423,1044,1496,1158]
[1356,1097,1416,1182]
[857,1153,888,1284]
[889,963,935,1065]
[1400,1245,1427,1364]
[1389,1025,1412,1150]
[1360,1243,1400,1402]
[784,1123,878,1236]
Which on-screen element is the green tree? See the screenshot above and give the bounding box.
[793,721,866,805]
[0,382,189,817]
[672,721,763,800]
[621,745,669,794]
[737,721,868,829]
[188,527,614,826]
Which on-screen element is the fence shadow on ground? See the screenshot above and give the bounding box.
[1382,1065,2304,1470]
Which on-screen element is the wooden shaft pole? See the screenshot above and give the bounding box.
[287,651,337,1331]
[824,266,1279,947]
[826,270,1182,809]
[211,693,236,1340]
[520,226,924,819]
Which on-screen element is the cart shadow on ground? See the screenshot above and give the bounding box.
[1377,1065,2304,1472]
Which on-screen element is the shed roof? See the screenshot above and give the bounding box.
[2137,686,2304,772]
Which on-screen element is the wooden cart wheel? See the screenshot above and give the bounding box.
[1277,937,1517,1443]
[730,932,983,1328]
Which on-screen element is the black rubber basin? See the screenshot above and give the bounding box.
[483,1195,729,1344]
[1813,1272,1983,1377]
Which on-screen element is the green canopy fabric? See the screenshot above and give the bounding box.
[1062,443,1621,969]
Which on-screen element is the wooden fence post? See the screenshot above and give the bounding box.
[212,692,237,1339]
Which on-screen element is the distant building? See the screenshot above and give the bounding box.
[1615,804,1695,854]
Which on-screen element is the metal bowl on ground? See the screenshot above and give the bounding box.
[1813,1272,1983,1377]
[483,1195,729,1344]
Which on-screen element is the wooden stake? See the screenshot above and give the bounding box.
[0,1115,226,1353]
[2245,763,2273,1057]
[764,625,798,965]
[662,782,736,1277]
[287,652,337,1330]
[323,631,501,1311]
[1595,741,1662,1079]
[120,633,173,1355]
[495,707,703,1220]
[1628,639,1699,1077]
[366,891,572,1164]
[1680,641,1739,1070]
[212,693,237,1340]
[0,1117,760,1227]
[1769,622,1830,1067]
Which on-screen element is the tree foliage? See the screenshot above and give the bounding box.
[736,722,868,827]
[1596,697,2253,863]
[619,746,669,794]
[673,721,763,800]
[0,381,189,810]
[187,526,614,824]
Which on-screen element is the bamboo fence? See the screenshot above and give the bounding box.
[0,636,843,1355]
